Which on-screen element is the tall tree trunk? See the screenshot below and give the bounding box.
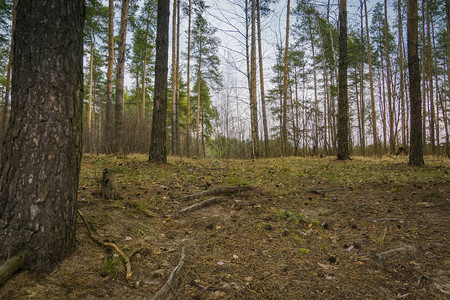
[105,0,114,153]
[281,0,290,156]
[360,0,366,155]
[384,0,395,154]
[175,0,180,155]
[0,0,84,272]
[408,0,424,165]
[0,0,17,146]
[309,20,319,155]
[142,12,150,122]
[114,0,129,153]
[337,0,349,160]
[196,64,201,157]
[186,0,192,157]
[431,20,440,154]
[445,0,450,157]
[421,0,427,153]
[250,0,259,158]
[364,0,380,156]
[149,0,170,163]
[398,0,406,150]
[171,0,177,155]
[87,34,95,152]
[426,0,436,154]
[257,0,269,157]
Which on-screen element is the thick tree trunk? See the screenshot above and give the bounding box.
[250,0,259,158]
[281,0,290,156]
[105,0,114,153]
[186,0,192,157]
[257,0,269,157]
[408,0,424,166]
[337,0,349,160]
[114,0,129,154]
[0,0,84,272]
[364,0,380,156]
[149,0,170,163]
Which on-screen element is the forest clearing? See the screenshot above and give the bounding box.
[1,154,448,299]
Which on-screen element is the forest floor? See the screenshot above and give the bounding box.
[0,154,449,299]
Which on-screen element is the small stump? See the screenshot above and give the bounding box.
[101,168,117,199]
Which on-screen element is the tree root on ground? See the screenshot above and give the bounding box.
[172,186,254,203]
[77,209,132,280]
[0,253,26,288]
[152,247,186,300]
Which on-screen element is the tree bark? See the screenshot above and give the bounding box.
[364,0,380,156]
[384,0,395,154]
[398,0,406,150]
[426,0,436,154]
[250,0,259,158]
[186,0,192,157]
[87,34,95,152]
[149,0,170,163]
[142,11,150,122]
[0,0,84,272]
[175,0,181,155]
[445,0,450,156]
[171,0,177,156]
[337,0,349,160]
[408,0,424,166]
[105,0,114,153]
[257,0,269,157]
[114,0,130,154]
[281,0,290,156]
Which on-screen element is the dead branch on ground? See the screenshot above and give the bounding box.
[152,247,186,300]
[179,197,225,214]
[77,209,132,280]
[172,186,254,203]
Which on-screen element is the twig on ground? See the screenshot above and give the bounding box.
[180,197,225,214]
[77,209,132,280]
[172,186,254,203]
[152,247,187,300]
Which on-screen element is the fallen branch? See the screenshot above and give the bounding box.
[77,209,132,280]
[180,197,225,214]
[0,253,26,288]
[152,247,186,300]
[173,186,254,203]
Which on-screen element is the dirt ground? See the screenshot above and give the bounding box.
[0,154,449,299]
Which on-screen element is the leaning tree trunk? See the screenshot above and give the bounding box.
[149,0,170,163]
[0,0,84,272]
[408,0,424,166]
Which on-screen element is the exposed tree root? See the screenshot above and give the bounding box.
[180,197,225,214]
[152,247,186,300]
[172,186,254,203]
[0,253,26,288]
[77,209,132,280]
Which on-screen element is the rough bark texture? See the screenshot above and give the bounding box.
[407,0,424,166]
[250,0,259,158]
[337,0,349,160]
[0,0,84,272]
[171,0,177,156]
[105,0,114,153]
[114,0,130,154]
[149,0,170,163]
